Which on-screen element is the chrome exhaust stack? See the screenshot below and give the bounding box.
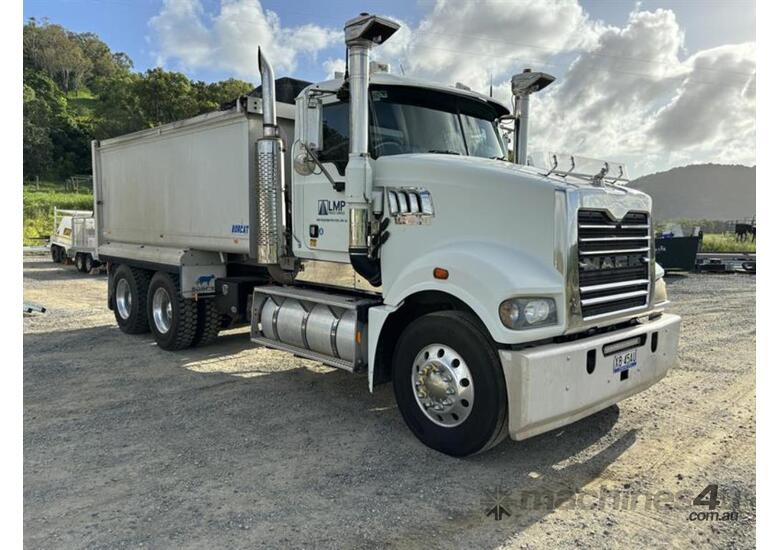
[510,69,555,165]
[254,47,287,268]
[343,13,399,286]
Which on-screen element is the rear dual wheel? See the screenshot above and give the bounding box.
[76,253,95,273]
[112,264,151,334]
[147,272,198,351]
[111,265,221,349]
[147,272,221,350]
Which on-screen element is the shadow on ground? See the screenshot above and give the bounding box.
[24,319,633,548]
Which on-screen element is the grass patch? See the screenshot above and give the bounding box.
[66,89,98,118]
[23,183,93,245]
[701,233,756,253]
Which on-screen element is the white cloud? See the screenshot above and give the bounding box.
[322,57,346,79]
[528,8,755,175]
[148,0,755,175]
[149,0,339,81]
[378,0,604,92]
[374,2,754,174]
[652,43,756,159]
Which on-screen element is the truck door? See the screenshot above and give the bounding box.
[293,98,350,263]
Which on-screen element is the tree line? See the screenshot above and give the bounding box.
[23,18,254,181]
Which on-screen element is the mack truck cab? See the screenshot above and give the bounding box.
[96,13,680,456]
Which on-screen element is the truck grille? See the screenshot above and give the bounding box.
[577,210,651,320]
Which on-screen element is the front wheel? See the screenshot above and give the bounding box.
[392,310,508,457]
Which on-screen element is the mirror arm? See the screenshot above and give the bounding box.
[301,142,344,192]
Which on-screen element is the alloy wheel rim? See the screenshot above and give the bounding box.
[115,278,132,320]
[411,343,475,427]
[152,287,173,334]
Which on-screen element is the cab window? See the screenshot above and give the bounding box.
[319,102,349,175]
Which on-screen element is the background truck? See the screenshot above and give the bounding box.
[92,13,680,456]
[49,207,101,273]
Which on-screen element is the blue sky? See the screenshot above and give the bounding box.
[22,0,419,83]
[22,1,755,175]
[23,0,755,85]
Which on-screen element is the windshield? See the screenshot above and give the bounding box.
[369,85,506,160]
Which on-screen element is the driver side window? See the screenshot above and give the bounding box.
[320,102,349,175]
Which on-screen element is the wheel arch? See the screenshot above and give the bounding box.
[368,289,492,391]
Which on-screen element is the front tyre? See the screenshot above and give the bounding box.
[392,311,508,457]
[147,272,198,351]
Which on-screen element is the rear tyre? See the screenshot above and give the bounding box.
[147,272,198,351]
[75,253,85,272]
[392,310,508,457]
[50,246,58,263]
[84,254,95,273]
[193,299,221,347]
[112,264,151,334]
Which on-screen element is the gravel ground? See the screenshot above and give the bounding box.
[23,256,756,548]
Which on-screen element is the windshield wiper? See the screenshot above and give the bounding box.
[428,149,462,155]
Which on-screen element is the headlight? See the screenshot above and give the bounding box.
[499,297,557,329]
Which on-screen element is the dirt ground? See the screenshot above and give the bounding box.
[23,255,756,549]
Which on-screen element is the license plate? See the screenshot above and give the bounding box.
[612,348,638,373]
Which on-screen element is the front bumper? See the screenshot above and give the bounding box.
[498,313,681,441]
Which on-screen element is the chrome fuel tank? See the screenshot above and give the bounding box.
[251,285,380,372]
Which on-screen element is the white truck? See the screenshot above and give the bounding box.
[49,207,101,273]
[92,14,680,456]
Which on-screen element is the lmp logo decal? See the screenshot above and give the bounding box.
[317,199,346,216]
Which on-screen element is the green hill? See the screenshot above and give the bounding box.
[629,164,755,221]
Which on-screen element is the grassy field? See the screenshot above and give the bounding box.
[23,182,93,245]
[701,233,756,253]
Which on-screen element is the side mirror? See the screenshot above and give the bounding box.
[305,94,323,152]
[293,142,317,176]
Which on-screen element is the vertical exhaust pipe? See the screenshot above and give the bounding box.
[254,47,286,267]
[513,92,530,167]
[510,69,555,165]
[343,14,399,286]
[258,48,277,137]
